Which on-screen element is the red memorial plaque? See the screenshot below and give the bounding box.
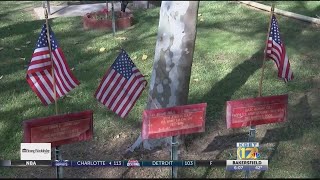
[23,110,93,147]
[226,94,288,129]
[142,103,207,140]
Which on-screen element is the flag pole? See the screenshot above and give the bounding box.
[258,4,275,97]
[44,8,63,179]
[111,1,116,36]
[245,4,275,179]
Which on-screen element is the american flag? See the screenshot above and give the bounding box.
[266,14,294,82]
[26,24,80,105]
[95,50,147,118]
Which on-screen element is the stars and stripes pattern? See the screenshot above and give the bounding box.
[26,24,80,105]
[95,50,147,118]
[266,14,294,82]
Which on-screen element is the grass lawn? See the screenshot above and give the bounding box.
[0,1,319,178]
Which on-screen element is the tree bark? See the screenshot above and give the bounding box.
[127,1,199,152]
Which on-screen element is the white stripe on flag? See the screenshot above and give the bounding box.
[288,68,293,80]
[35,71,54,99]
[282,53,289,78]
[34,47,49,53]
[110,75,135,111]
[45,70,63,97]
[54,49,78,87]
[28,61,51,70]
[96,70,116,100]
[100,73,121,104]
[53,69,68,95]
[106,77,126,108]
[28,74,51,104]
[31,54,50,61]
[272,41,282,53]
[115,79,141,115]
[52,54,73,91]
[120,83,145,118]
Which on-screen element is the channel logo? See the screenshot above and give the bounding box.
[236,142,260,160]
[127,160,140,167]
[20,143,51,160]
[55,160,69,167]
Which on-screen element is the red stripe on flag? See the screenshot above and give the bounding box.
[120,81,145,118]
[31,50,50,58]
[96,70,117,101]
[34,72,55,103]
[106,78,128,110]
[26,74,49,105]
[28,58,51,66]
[111,75,138,112]
[118,81,145,118]
[54,65,69,95]
[102,74,123,106]
[56,48,80,86]
[94,68,112,98]
[52,51,74,91]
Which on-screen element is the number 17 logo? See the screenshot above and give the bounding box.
[237,147,260,159]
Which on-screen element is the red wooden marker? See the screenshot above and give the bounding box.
[226,95,288,128]
[23,110,93,147]
[142,103,207,139]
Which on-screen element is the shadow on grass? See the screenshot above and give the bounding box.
[199,93,319,178]
[257,94,319,178]
[184,49,264,147]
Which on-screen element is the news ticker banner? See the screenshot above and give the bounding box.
[226,160,268,171]
[0,160,223,167]
[0,160,268,171]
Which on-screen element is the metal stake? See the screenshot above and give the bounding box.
[171,136,178,178]
[55,146,63,178]
[245,126,256,178]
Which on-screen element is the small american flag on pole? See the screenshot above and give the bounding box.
[95,49,147,118]
[26,24,80,105]
[266,14,294,82]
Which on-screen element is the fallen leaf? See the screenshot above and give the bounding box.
[115,36,127,40]
[200,18,204,22]
[99,47,106,52]
[20,57,26,61]
[0,47,3,51]
[71,67,74,71]
[0,75,3,80]
[15,48,21,51]
[193,78,199,82]
[26,41,31,44]
[142,54,148,60]
[21,45,26,48]
[198,13,202,17]
[132,56,137,60]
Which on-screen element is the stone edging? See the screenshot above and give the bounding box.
[239,1,320,25]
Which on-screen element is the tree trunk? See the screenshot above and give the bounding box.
[127,1,199,152]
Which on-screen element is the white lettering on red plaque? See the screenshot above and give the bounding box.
[226,95,288,128]
[23,110,93,147]
[142,103,207,140]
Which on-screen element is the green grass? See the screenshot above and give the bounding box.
[0,1,319,178]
